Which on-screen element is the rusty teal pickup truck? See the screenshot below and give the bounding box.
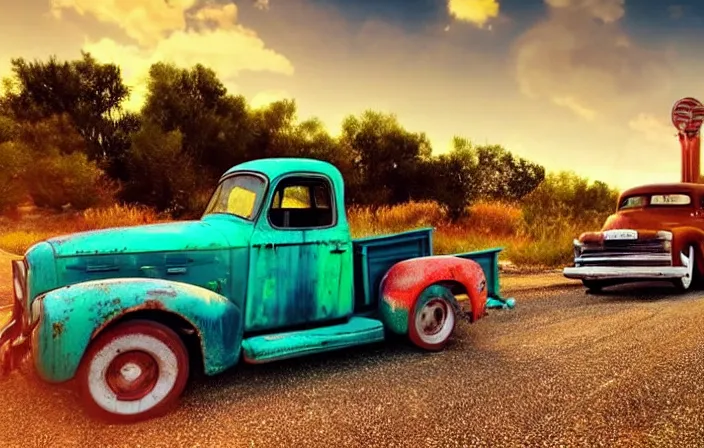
[0,158,514,423]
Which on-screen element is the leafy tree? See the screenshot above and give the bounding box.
[521,171,619,226]
[25,151,110,211]
[1,52,131,173]
[452,137,545,202]
[340,110,432,205]
[0,141,30,212]
[122,120,199,216]
[247,99,299,158]
[419,139,482,220]
[13,113,86,156]
[142,62,250,179]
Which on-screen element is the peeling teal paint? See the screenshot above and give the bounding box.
[244,161,354,332]
[33,278,242,382]
[379,299,409,335]
[242,316,384,363]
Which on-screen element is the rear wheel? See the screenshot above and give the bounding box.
[673,245,697,293]
[409,285,457,351]
[76,320,190,423]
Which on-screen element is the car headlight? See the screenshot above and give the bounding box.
[30,297,43,325]
[13,276,23,302]
[656,231,673,252]
[11,260,26,303]
[656,230,673,241]
[573,239,583,258]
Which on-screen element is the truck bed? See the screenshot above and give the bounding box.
[352,228,504,313]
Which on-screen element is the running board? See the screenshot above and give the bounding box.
[241,316,386,364]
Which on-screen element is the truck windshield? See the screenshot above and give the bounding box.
[618,193,692,210]
[202,174,267,220]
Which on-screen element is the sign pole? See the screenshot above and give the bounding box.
[671,97,704,183]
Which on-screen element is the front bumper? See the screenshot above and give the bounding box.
[0,302,31,378]
[563,265,688,281]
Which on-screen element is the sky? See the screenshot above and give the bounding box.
[2,0,704,190]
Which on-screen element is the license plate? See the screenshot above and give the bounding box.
[603,229,638,240]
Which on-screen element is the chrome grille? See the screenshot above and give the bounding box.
[582,240,666,254]
[576,239,671,267]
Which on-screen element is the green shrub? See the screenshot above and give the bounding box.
[25,151,108,211]
[0,141,30,212]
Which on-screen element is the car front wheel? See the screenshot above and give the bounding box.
[76,319,190,423]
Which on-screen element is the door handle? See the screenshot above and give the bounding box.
[253,243,276,249]
[330,244,348,254]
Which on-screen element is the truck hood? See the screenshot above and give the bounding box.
[46,219,248,257]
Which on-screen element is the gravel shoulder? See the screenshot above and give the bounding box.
[0,254,701,447]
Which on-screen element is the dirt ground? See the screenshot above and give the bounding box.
[0,253,703,447]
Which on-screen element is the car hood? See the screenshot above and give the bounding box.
[46,219,249,257]
[579,210,684,243]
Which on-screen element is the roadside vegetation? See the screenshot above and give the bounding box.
[0,53,619,267]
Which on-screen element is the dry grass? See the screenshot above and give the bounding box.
[0,204,164,255]
[348,200,605,268]
[0,200,607,268]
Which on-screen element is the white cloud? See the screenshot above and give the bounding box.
[447,0,500,28]
[513,0,670,122]
[52,0,294,110]
[628,113,677,145]
[552,96,596,121]
[51,0,198,46]
[544,0,624,23]
[250,89,291,108]
[253,0,270,11]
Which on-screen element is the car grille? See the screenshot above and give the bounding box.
[577,239,671,267]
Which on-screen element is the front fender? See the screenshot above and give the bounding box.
[32,278,243,383]
[670,227,704,275]
[379,256,487,335]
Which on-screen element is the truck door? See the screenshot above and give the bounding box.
[246,174,354,332]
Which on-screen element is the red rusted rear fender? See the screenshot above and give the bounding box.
[671,227,704,275]
[378,256,487,335]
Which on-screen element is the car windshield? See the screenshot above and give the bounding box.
[202,173,267,220]
[618,193,692,210]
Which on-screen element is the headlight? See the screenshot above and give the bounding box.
[11,260,26,302]
[656,230,673,241]
[30,297,43,325]
[573,239,583,258]
[13,276,23,301]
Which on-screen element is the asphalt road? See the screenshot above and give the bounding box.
[1,253,704,447]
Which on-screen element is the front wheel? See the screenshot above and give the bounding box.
[409,285,457,351]
[76,320,190,423]
[673,245,697,293]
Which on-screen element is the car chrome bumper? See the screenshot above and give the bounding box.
[563,266,688,280]
[0,303,30,378]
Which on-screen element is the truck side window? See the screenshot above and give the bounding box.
[269,177,334,229]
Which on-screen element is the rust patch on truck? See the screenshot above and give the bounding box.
[146,289,178,298]
[52,322,64,339]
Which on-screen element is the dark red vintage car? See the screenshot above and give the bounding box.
[563,183,704,292]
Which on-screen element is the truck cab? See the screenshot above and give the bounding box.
[0,158,512,423]
[204,158,357,332]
